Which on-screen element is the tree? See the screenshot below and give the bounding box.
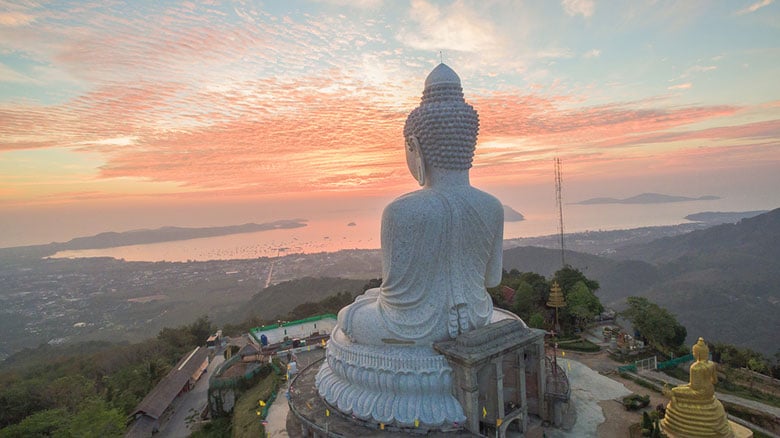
[528,313,545,329]
[566,281,603,330]
[553,267,599,294]
[187,315,214,345]
[491,270,549,310]
[511,281,535,319]
[622,296,687,356]
[0,408,67,438]
[59,399,125,438]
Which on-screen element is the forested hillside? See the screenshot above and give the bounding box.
[242,277,369,321]
[502,208,780,353]
[0,317,214,437]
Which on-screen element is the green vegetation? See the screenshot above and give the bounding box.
[230,370,280,438]
[0,316,214,435]
[237,277,374,330]
[488,266,602,337]
[661,366,688,382]
[617,372,663,393]
[715,378,780,409]
[638,410,667,437]
[0,276,381,435]
[722,401,780,434]
[190,417,232,438]
[557,339,600,353]
[621,296,687,357]
[622,393,650,411]
[224,278,380,336]
[0,399,125,438]
[712,343,779,379]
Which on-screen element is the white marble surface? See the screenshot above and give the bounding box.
[316,63,506,428]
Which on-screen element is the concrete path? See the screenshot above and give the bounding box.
[265,393,290,438]
[639,369,780,419]
[265,350,325,438]
[542,359,632,438]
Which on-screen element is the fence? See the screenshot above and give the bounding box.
[657,354,693,370]
[618,353,694,373]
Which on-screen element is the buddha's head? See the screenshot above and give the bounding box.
[692,337,709,362]
[403,63,479,184]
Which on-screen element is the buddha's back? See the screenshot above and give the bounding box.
[378,185,503,342]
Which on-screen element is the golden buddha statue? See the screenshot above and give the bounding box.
[661,337,735,437]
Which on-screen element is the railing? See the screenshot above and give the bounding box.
[657,354,693,370]
[287,356,347,438]
[544,356,570,400]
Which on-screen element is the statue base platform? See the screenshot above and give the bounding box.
[661,395,739,438]
[315,329,466,429]
[661,419,752,438]
[294,356,473,436]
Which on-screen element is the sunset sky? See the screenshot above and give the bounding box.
[1,0,779,248]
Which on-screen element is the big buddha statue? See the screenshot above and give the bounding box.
[315,63,506,428]
[661,337,735,437]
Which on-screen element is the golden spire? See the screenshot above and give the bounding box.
[547,281,566,308]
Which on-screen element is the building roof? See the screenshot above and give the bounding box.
[501,285,516,303]
[125,414,156,438]
[249,313,336,342]
[434,320,545,365]
[128,346,209,420]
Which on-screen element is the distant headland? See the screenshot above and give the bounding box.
[575,192,720,205]
[60,219,308,250]
[503,205,525,222]
[0,219,308,259]
[684,210,769,224]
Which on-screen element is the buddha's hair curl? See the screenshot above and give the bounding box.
[403,83,479,170]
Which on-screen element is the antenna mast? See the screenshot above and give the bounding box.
[555,157,566,267]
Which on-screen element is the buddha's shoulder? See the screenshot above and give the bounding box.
[467,187,503,209]
[384,190,443,217]
[692,360,716,370]
[385,188,501,215]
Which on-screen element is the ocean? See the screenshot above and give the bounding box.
[47,199,763,262]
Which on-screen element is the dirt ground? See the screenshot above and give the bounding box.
[562,349,668,437]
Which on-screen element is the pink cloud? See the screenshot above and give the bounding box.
[0,11,35,27]
[5,69,773,207]
[0,0,774,208]
[668,83,692,90]
[737,0,774,15]
[562,0,595,18]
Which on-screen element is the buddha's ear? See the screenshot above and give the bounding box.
[405,135,426,186]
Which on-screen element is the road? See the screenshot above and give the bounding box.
[157,351,225,438]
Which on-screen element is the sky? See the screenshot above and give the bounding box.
[1,0,779,248]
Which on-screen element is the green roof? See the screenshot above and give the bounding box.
[249,314,336,342]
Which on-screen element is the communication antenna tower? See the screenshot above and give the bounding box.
[554,157,566,267]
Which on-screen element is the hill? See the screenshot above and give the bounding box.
[611,208,780,352]
[685,210,769,225]
[575,192,719,205]
[501,208,780,353]
[501,246,661,306]
[613,207,780,264]
[242,277,370,321]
